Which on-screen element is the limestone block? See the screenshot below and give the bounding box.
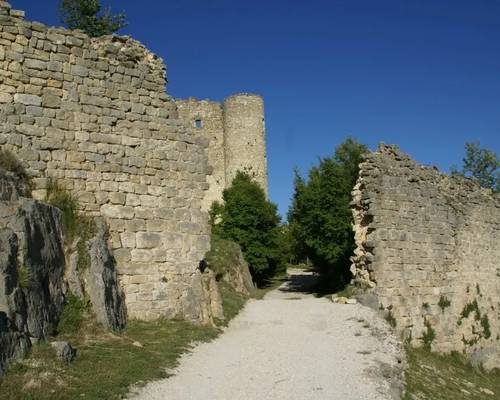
[136,232,161,249]
[14,93,41,106]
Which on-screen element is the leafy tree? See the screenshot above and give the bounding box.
[210,172,285,286]
[452,142,499,192]
[288,137,367,288]
[60,0,127,37]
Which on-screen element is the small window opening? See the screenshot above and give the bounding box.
[195,119,202,129]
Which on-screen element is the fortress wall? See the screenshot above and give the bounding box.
[0,2,222,323]
[176,98,225,211]
[351,144,500,369]
[223,94,268,194]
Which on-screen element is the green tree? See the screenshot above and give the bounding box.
[288,137,367,288]
[60,0,127,37]
[452,142,499,192]
[210,172,285,286]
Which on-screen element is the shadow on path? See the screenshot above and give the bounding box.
[278,269,319,294]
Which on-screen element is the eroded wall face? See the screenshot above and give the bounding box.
[351,144,500,369]
[176,99,225,211]
[0,3,221,323]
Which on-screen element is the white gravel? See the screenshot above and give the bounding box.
[129,270,403,400]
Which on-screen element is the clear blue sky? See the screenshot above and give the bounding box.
[16,0,500,217]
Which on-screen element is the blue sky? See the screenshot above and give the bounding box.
[16,0,500,217]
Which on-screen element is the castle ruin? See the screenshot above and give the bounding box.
[351,144,500,369]
[0,2,267,323]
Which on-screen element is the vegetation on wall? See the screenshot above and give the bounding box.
[0,147,32,193]
[452,142,499,193]
[209,171,286,286]
[45,178,96,272]
[287,137,367,289]
[60,0,127,37]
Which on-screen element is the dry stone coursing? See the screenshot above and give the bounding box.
[0,1,228,323]
[351,144,500,369]
[177,93,269,210]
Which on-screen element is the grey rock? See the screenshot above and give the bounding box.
[50,341,76,364]
[84,218,126,331]
[0,169,30,200]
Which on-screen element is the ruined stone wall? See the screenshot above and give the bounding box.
[177,94,269,209]
[0,2,222,323]
[351,144,500,369]
[176,98,225,211]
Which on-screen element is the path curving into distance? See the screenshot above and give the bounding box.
[129,269,404,400]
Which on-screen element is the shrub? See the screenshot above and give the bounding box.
[60,0,127,37]
[210,171,285,286]
[57,294,91,335]
[287,137,367,289]
[16,265,31,289]
[45,178,96,271]
[438,296,451,312]
[422,320,436,350]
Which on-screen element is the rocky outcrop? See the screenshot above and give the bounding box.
[83,219,126,331]
[0,199,66,374]
[205,236,255,296]
[351,144,500,369]
[0,160,127,373]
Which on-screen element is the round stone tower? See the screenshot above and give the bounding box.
[223,94,268,196]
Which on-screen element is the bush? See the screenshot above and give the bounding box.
[452,142,499,192]
[210,171,285,286]
[287,137,367,288]
[57,294,91,335]
[45,178,96,271]
[60,0,127,37]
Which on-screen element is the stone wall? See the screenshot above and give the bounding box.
[351,144,500,369]
[177,93,268,210]
[0,1,222,323]
[176,98,225,211]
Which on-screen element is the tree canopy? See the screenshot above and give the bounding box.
[210,172,285,286]
[288,137,367,288]
[60,0,127,37]
[453,142,499,193]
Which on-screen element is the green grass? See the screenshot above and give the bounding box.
[56,295,92,336]
[0,319,219,400]
[217,283,248,325]
[404,347,500,400]
[205,235,242,282]
[16,264,31,289]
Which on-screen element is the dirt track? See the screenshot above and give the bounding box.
[130,269,403,400]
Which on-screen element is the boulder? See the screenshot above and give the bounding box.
[83,219,126,331]
[50,341,76,364]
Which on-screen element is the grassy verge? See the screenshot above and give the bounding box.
[217,283,248,326]
[0,320,219,400]
[404,347,499,399]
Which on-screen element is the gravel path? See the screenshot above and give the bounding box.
[129,270,403,400]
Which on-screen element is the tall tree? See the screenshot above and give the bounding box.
[210,172,285,285]
[60,0,127,37]
[453,142,499,193]
[288,137,367,288]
